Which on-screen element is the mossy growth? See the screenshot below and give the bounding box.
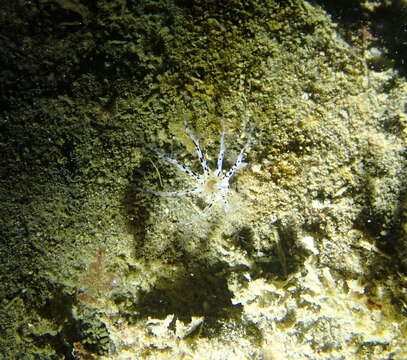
[1,0,406,358]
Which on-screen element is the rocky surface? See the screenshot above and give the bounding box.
[0,0,405,359]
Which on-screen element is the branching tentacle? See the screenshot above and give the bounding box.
[148,124,248,225]
[215,132,225,177]
[184,121,210,177]
[224,145,247,181]
[147,187,202,197]
[151,148,200,180]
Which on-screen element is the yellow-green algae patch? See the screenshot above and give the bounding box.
[0,0,406,359]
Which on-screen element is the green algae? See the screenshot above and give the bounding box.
[0,0,406,358]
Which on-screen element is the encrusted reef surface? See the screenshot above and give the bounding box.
[0,0,406,359]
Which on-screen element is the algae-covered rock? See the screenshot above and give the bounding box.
[0,0,405,359]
